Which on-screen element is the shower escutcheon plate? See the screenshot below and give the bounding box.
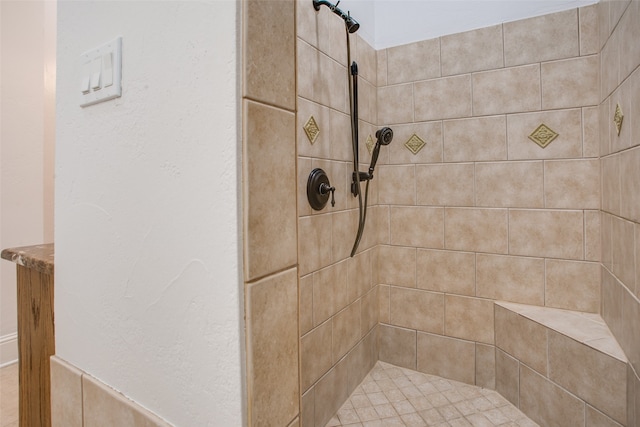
[307,168,335,210]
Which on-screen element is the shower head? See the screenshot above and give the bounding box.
[313,0,360,33]
[375,127,393,146]
[368,127,393,178]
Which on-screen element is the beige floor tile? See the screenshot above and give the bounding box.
[326,361,539,426]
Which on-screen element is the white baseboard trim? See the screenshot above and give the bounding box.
[0,333,18,367]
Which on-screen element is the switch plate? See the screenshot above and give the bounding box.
[80,37,122,107]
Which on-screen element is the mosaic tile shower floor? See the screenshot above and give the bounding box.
[325,362,539,427]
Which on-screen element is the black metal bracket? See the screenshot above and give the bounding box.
[307,168,335,210]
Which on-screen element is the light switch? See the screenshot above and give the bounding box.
[80,37,122,107]
[90,57,102,91]
[102,52,113,87]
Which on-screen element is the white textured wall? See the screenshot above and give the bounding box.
[0,0,55,367]
[55,1,244,425]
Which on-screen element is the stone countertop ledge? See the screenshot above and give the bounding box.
[1,243,54,275]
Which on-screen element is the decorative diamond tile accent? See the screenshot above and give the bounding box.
[366,134,375,155]
[404,134,426,155]
[303,115,320,144]
[528,123,559,149]
[614,103,624,136]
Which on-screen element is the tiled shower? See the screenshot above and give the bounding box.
[242,1,640,426]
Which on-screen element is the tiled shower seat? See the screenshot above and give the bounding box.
[495,302,628,426]
[326,361,539,426]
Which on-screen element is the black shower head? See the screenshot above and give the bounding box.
[313,0,360,33]
[375,127,393,145]
[368,127,393,178]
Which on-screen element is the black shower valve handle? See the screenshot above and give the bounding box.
[319,183,336,207]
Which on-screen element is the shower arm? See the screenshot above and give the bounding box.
[313,0,360,33]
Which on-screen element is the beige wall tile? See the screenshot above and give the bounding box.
[387,38,440,84]
[355,35,377,86]
[544,159,600,209]
[378,245,416,288]
[600,27,620,100]
[601,267,624,343]
[541,55,599,109]
[602,154,621,215]
[314,3,348,66]
[476,161,544,208]
[331,210,358,264]
[301,388,314,427]
[507,108,582,160]
[622,288,640,376]
[248,268,299,426]
[548,331,627,424]
[441,25,504,76]
[508,209,584,260]
[358,78,377,125]
[580,5,600,56]
[601,213,613,286]
[330,110,352,162]
[296,0,318,47]
[346,330,377,394]
[245,101,297,280]
[415,75,472,121]
[476,254,545,305]
[389,206,444,248]
[609,0,631,35]
[388,121,443,165]
[297,39,347,113]
[379,284,390,323]
[444,115,508,162]
[612,215,635,290]
[389,287,444,334]
[618,0,640,83]
[585,210,601,262]
[503,9,579,66]
[244,0,295,109]
[301,321,333,392]
[631,68,640,153]
[495,305,548,375]
[361,287,378,336]
[333,300,361,363]
[82,374,171,427]
[586,405,625,427]
[416,249,475,296]
[445,208,509,254]
[417,333,475,384]
[313,263,343,327]
[51,357,83,427]
[445,295,495,344]
[416,163,475,207]
[378,324,417,370]
[472,65,541,116]
[637,223,640,299]
[347,250,372,304]
[476,343,496,389]
[298,214,332,276]
[545,260,601,313]
[599,99,611,156]
[378,165,416,205]
[620,146,640,223]
[495,348,520,407]
[377,49,388,87]
[300,274,313,335]
[598,0,610,51]
[313,360,349,427]
[377,84,414,125]
[519,365,585,427]
[583,106,600,158]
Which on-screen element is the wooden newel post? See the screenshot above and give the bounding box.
[2,244,55,427]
